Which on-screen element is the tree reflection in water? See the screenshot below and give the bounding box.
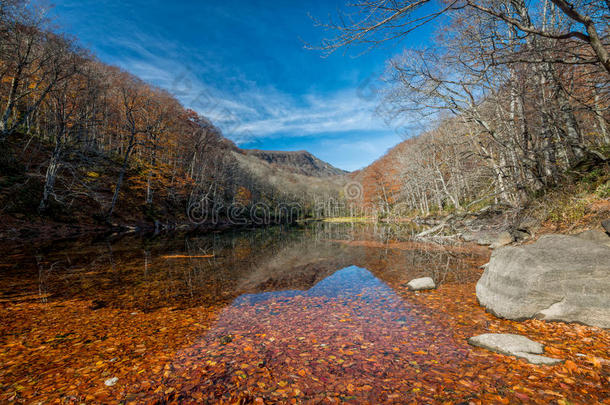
[0,223,502,404]
[0,222,486,311]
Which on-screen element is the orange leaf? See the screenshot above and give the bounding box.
[563,360,578,374]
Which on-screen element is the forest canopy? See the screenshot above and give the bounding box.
[321,0,610,215]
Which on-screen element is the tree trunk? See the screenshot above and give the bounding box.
[39,142,62,212]
[107,134,136,219]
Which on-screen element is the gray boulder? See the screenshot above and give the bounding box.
[476,235,610,329]
[575,229,610,248]
[517,217,539,233]
[462,231,502,246]
[512,229,531,242]
[602,219,610,234]
[407,277,436,291]
[468,333,562,365]
[490,231,513,249]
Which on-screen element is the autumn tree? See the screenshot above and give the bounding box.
[321,0,609,214]
[106,75,158,218]
[38,37,86,211]
[0,2,338,225]
[316,1,610,75]
[0,2,75,140]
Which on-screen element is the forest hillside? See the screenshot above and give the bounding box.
[0,1,347,242]
[341,1,610,233]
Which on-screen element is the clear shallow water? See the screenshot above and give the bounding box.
[167,264,470,402]
[0,222,491,403]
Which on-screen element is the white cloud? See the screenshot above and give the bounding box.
[205,87,393,143]
[95,29,404,150]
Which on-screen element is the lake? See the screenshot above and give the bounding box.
[1,223,607,404]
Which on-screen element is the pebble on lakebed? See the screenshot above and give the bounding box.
[104,377,118,387]
[468,333,563,365]
[406,277,436,291]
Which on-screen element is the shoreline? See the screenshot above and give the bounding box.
[2,197,608,251]
[0,218,313,252]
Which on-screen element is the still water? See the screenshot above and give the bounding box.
[0,222,493,403]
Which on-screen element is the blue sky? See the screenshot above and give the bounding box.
[50,0,436,171]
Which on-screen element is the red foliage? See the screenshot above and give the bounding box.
[0,242,608,404]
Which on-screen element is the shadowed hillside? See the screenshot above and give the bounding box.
[243,149,348,178]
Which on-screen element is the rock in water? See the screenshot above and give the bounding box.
[468,333,562,365]
[407,277,436,291]
[476,235,610,329]
[104,377,118,387]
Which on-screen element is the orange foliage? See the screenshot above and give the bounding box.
[1,264,608,404]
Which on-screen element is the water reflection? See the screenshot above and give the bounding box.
[235,266,390,304]
[0,223,491,403]
[0,223,480,311]
[0,222,485,312]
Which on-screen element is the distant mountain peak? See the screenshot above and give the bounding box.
[240,149,348,178]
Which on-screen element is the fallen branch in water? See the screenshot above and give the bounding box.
[415,223,446,239]
[414,214,457,240]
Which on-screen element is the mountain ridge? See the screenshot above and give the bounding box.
[240,148,348,178]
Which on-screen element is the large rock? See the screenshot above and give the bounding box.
[517,217,539,233]
[407,277,436,291]
[490,231,513,249]
[476,235,610,329]
[461,231,497,246]
[575,229,610,248]
[602,219,610,234]
[468,333,562,365]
